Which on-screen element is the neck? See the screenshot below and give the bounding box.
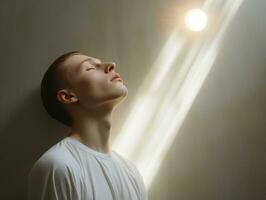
[68,106,113,154]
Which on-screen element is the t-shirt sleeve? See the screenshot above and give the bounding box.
[28,154,80,200]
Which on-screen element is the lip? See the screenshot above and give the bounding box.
[111,73,122,81]
[112,77,122,82]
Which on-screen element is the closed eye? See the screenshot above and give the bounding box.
[86,68,95,71]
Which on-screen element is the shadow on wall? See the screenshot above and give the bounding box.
[0,87,69,200]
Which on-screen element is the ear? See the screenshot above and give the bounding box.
[57,89,78,104]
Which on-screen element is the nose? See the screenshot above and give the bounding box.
[105,62,116,73]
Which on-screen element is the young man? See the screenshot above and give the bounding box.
[28,51,147,200]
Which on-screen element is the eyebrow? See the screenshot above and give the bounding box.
[78,57,101,67]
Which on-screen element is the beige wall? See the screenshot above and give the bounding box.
[0,0,265,199]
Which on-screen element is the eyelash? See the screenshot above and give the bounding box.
[86,68,95,71]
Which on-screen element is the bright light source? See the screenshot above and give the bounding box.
[185,8,208,32]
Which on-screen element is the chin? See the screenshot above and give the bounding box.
[111,88,128,105]
[121,85,128,96]
[116,88,128,100]
[115,82,128,96]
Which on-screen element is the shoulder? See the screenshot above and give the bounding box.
[29,140,75,179]
[28,140,82,200]
[112,151,135,169]
[112,151,143,180]
[112,151,148,199]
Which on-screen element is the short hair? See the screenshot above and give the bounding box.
[41,51,81,127]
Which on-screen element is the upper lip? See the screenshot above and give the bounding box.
[111,73,121,81]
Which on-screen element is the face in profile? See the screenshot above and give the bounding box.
[57,53,128,110]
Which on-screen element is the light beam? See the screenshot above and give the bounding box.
[112,0,244,190]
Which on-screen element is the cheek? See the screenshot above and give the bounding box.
[75,75,110,98]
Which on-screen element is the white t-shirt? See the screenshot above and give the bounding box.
[28,136,147,200]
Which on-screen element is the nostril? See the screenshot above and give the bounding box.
[107,62,115,72]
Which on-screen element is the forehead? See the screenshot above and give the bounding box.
[59,54,101,83]
[64,54,100,68]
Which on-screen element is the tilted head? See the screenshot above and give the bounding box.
[41,51,128,127]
